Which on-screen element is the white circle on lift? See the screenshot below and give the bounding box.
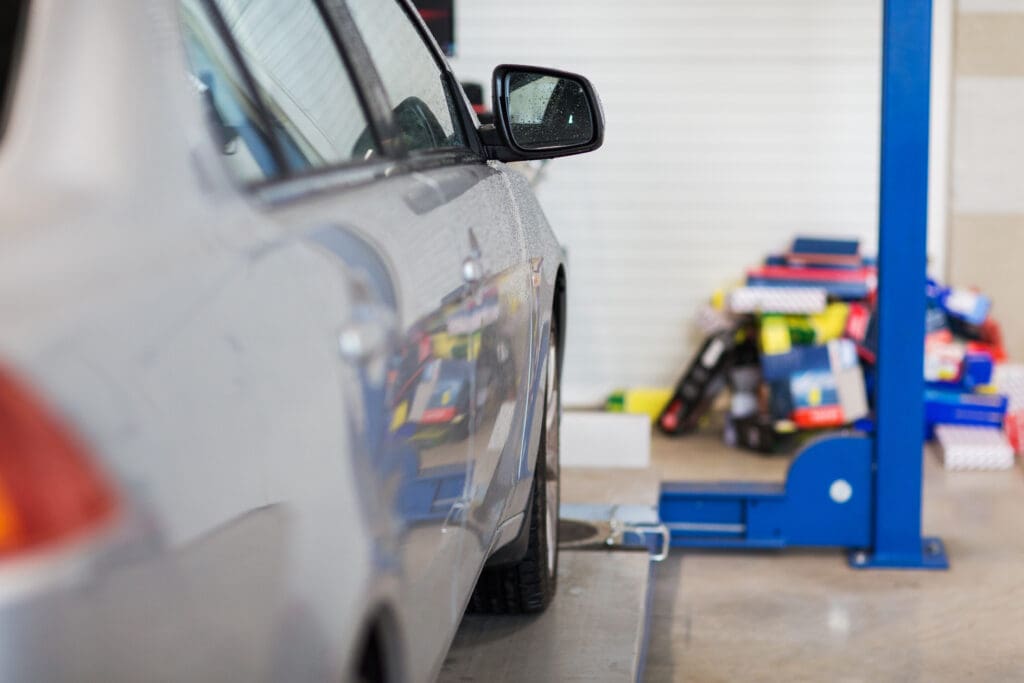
[830,479,853,504]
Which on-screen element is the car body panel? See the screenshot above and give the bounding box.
[0,0,566,681]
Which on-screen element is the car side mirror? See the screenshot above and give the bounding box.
[479,64,604,162]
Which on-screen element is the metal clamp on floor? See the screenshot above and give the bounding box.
[560,503,671,561]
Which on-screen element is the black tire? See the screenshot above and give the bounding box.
[468,318,561,614]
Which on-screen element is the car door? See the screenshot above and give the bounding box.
[201,0,510,670]
[343,0,537,603]
[176,1,409,676]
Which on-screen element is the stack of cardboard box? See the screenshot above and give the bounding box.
[650,237,1016,466]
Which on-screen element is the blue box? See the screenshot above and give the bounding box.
[761,345,829,381]
[792,237,860,257]
[924,389,1007,438]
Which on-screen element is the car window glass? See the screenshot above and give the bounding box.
[179,1,282,182]
[346,0,465,154]
[210,0,378,172]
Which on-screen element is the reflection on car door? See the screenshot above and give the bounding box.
[424,165,535,585]
[298,170,480,668]
[182,0,478,672]
[344,0,535,613]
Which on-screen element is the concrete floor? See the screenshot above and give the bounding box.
[563,431,1024,682]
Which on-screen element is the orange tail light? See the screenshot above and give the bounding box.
[0,366,119,557]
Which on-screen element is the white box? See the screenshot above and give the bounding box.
[935,424,1014,471]
[561,412,650,469]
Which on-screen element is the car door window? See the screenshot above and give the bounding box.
[180,1,283,182]
[212,0,380,170]
[346,0,465,154]
[183,0,380,181]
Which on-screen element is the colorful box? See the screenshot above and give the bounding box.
[925,389,1008,437]
[747,265,875,301]
[761,339,866,429]
[787,237,862,268]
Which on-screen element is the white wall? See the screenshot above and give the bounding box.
[449,0,950,405]
[929,0,953,280]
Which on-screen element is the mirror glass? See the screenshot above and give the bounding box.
[506,71,594,150]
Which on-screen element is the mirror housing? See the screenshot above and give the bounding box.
[479,64,604,162]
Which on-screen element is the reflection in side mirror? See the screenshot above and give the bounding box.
[506,71,594,151]
[482,64,605,162]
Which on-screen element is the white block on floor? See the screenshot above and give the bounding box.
[561,411,650,469]
[935,424,1014,471]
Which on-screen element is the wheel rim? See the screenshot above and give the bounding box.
[544,333,560,577]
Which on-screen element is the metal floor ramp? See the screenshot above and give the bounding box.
[438,505,660,682]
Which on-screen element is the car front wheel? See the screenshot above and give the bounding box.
[468,314,560,614]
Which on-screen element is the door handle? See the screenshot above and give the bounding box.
[462,227,484,286]
[462,256,483,286]
[338,305,396,364]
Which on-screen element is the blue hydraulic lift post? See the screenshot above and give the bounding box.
[854,0,947,568]
[658,0,948,568]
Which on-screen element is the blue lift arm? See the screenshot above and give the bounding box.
[658,0,948,569]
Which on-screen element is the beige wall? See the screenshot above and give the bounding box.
[949,1,1024,360]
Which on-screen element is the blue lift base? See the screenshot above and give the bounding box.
[849,536,949,570]
[660,435,872,551]
[658,434,948,569]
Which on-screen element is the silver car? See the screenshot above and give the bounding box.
[0,0,603,681]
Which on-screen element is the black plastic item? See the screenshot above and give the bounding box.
[658,329,736,436]
[860,309,879,364]
[947,315,984,341]
[725,414,783,455]
[732,336,760,367]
